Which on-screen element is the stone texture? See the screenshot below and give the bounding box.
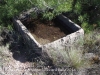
[13,15,84,65]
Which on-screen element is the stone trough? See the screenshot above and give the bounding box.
[13,14,84,65]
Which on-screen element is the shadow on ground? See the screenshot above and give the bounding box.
[0,29,62,75]
[2,28,100,75]
[0,29,60,71]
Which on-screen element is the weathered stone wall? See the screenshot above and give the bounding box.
[42,15,84,59]
[13,18,42,54]
[13,15,84,65]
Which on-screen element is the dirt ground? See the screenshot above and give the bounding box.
[21,18,70,45]
[0,29,100,75]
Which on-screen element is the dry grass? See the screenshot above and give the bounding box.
[49,46,91,69]
[0,28,100,75]
[84,29,100,54]
[48,29,100,70]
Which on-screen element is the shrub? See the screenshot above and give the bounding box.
[48,45,91,69]
[0,0,32,28]
[31,0,73,20]
[71,0,100,32]
[0,0,73,29]
[0,0,100,33]
[84,29,100,53]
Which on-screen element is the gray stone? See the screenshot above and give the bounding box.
[13,14,84,65]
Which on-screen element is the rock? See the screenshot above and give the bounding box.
[84,53,100,64]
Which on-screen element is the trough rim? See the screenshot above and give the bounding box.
[13,15,84,47]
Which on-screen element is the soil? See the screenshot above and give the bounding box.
[0,27,100,75]
[21,18,70,45]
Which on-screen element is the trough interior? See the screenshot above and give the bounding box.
[20,15,79,45]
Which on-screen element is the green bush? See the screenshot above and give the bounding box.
[0,0,32,29]
[31,0,73,20]
[0,0,73,28]
[71,0,100,32]
[0,0,100,33]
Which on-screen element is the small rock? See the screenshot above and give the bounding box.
[84,53,100,64]
[84,53,96,60]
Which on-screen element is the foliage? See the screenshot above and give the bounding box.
[0,0,100,32]
[49,45,91,69]
[30,0,73,20]
[0,0,73,28]
[0,0,32,29]
[70,0,100,32]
